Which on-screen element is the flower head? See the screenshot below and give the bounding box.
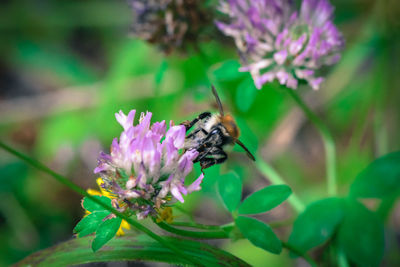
[216,0,344,90]
[94,110,204,220]
[129,0,211,53]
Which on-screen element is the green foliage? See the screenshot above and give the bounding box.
[0,161,28,192]
[217,174,292,216]
[76,196,122,251]
[216,173,291,254]
[37,114,90,156]
[338,199,385,267]
[216,174,290,255]
[235,216,282,254]
[196,164,221,193]
[82,195,112,212]
[155,60,169,86]
[223,239,292,267]
[217,172,242,212]
[236,76,258,112]
[16,234,250,267]
[212,60,244,81]
[350,151,400,198]
[233,117,258,154]
[238,185,292,215]
[14,41,97,84]
[92,216,122,252]
[73,211,109,237]
[288,198,344,254]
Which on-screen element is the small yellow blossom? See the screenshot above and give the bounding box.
[156,207,174,224]
[86,178,131,236]
[87,178,115,198]
[117,220,131,236]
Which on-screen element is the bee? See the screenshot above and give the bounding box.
[182,86,255,170]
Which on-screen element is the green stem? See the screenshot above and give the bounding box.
[0,141,204,267]
[373,93,388,157]
[337,247,349,267]
[193,44,210,66]
[282,242,317,267]
[159,220,317,266]
[155,221,231,239]
[170,221,222,230]
[255,156,305,213]
[373,54,389,157]
[286,89,337,196]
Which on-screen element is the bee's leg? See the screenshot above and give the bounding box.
[193,150,205,163]
[194,129,225,165]
[197,128,224,153]
[200,147,227,170]
[180,112,211,131]
[186,128,209,142]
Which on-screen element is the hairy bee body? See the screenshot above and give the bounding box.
[183,112,234,169]
[184,113,231,146]
[181,87,254,170]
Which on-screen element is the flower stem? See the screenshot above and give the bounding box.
[255,156,305,213]
[155,221,231,239]
[286,89,337,196]
[0,141,205,267]
[158,220,317,266]
[170,221,222,230]
[158,219,317,266]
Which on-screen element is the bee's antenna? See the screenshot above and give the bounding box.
[211,85,224,116]
[235,139,256,161]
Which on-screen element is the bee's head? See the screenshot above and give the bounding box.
[220,114,240,140]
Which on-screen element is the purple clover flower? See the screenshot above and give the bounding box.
[216,0,344,90]
[94,110,204,220]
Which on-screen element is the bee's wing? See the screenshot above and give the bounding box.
[235,139,256,161]
[211,85,224,116]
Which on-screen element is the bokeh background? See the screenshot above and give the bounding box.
[1,0,399,266]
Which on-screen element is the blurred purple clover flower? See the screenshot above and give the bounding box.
[216,0,344,90]
[94,110,204,220]
[128,0,211,53]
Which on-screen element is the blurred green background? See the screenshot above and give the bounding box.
[0,0,399,266]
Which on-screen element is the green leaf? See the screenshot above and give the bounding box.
[0,161,28,192]
[238,185,291,215]
[288,198,344,255]
[233,117,258,154]
[73,211,110,237]
[198,164,221,193]
[92,216,122,252]
[15,41,96,84]
[82,195,112,212]
[350,151,400,198]
[217,172,242,212]
[17,234,251,267]
[155,59,168,85]
[213,60,244,81]
[236,216,282,254]
[338,199,385,267]
[37,114,89,157]
[236,76,258,112]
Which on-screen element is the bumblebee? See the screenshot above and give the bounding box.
[182,86,255,169]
